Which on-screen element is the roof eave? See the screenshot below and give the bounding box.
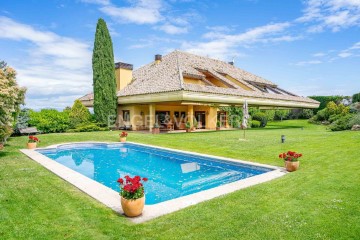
[117,90,319,109]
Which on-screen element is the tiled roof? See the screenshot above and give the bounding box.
[117,50,318,104]
[79,92,94,101]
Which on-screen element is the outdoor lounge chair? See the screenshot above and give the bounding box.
[19,127,41,135]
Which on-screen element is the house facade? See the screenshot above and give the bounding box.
[79,51,319,131]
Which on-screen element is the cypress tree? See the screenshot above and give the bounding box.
[92,18,117,125]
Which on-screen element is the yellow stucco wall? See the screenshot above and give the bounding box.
[224,75,254,91]
[115,68,133,91]
[206,76,229,88]
[193,105,217,129]
[118,103,227,130]
[183,77,206,85]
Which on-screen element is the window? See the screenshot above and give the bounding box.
[123,110,130,122]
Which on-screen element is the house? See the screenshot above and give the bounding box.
[79,50,319,131]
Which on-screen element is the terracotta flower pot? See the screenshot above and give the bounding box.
[216,127,220,131]
[120,137,127,142]
[121,196,145,217]
[186,129,191,132]
[0,143,4,150]
[152,128,160,134]
[27,142,37,149]
[285,161,299,172]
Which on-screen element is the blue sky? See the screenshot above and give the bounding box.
[0,0,359,109]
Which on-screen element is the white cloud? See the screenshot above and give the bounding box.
[100,0,163,24]
[337,41,360,58]
[83,0,198,35]
[313,52,326,57]
[0,17,92,109]
[294,60,322,66]
[155,23,188,34]
[182,22,295,60]
[297,0,360,32]
[338,52,352,58]
[295,41,360,65]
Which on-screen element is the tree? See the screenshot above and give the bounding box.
[92,18,117,125]
[275,110,289,121]
[0,62,26,143]
[69,100,91,128]
[352,92,360,103]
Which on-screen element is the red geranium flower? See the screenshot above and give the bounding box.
[117,175,148,200]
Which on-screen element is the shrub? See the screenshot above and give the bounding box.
[312,108,329,122]
[13,108,30,135]
[300,109,314,119]
[252,112,267,127]
[328,114,342,123]
[329,114,354,131]
[349,102,360,113]
[274,110,290,121]
[67,123,108,132]
[352,92,360,103]
[251,120,261,128]
[348,113,360,127]
[0,126,12,144]
[263,110,275,121]
[69,100,91,128]
[29,109,70,133]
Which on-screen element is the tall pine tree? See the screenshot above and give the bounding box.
[92,18,117,124]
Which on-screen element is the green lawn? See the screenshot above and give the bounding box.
[1,120,359,239]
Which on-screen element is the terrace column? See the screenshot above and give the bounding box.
[149,104,156,132]
[187,105,194,127]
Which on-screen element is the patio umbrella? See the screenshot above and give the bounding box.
[241,100,249,139]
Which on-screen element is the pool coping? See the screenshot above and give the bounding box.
[20,141,287,223]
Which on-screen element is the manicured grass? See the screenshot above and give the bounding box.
[1,120,359,239]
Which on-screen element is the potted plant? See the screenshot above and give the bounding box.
[119,131,128,142]
[185,122,192,132]
[152,123,160,134]
[117,175,148,217]
[27,135,40,149]
[279,151,303,172]
[193,118,198,130]
[216,121,221,131]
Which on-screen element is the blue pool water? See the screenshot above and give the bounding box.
[37,143,273,204]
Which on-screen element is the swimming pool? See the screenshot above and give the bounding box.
[22,142,285,222]
[36,142,273,205]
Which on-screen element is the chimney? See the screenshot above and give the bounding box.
[115,62,133,91]
[155,54,162,64]
[228,61,234,66]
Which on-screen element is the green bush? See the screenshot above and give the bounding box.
[274,109,289,121]
[352,92,360,103]
[0,126,12,143]
[263,110,275,121]
[349,102,360,113]
[29,109,70,133]
[251,120,261,128]
[329,114,354,131]
[348,113,360,127]
[252,112,267,127]
[312,108,329,122]
[328,114,342,123]
[300,109,314,119]
[69,100,91,128]
[67,123,108,132]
